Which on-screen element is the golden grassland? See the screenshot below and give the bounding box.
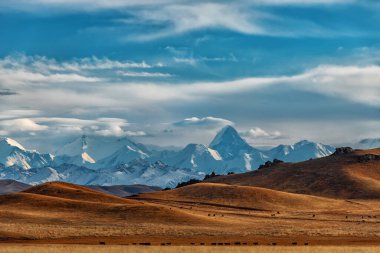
[1,149,380,246]
[0,182,379,245]
[0,245,380,253]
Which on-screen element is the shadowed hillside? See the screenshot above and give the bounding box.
[0,179,30,194]
[85,184,161,197]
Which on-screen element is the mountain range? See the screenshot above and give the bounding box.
[0,125,376,187]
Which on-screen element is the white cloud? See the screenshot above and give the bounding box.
[0,55,103,85]
[0,54,165,87]
[0,118,48,134]
[61,57,153,71]
[0,116,146,139]
[0,68,100,85]
[0,110,41,120]
[0,0,362,40]
[117,71,172,77]
[0,0,355,12]
[173,57,198,66]
[252,0,355,5]
[244,127,282,138]
[2,54,380,149]
[131,3,265,41]
[173,117,234,129]
[298,65,380,106]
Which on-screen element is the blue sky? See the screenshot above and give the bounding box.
[0,0,379,151]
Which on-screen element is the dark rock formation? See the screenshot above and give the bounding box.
[258,159,284,170]
[358,154,380,163]
[333,147,354,155]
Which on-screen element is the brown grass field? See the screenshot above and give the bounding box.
[0,149,379,248]
[0,245,379,253]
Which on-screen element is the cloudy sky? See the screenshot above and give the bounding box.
[0,0,379,152]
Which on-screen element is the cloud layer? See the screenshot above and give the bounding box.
[1,53,379,151]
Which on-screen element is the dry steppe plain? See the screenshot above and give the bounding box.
[0,149,379,248]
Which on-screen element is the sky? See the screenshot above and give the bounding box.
[0,0,380,152]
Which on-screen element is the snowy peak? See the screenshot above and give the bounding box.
[0,137,52,170]
[209,126,254,160]
[210,125,249,148]
[0,137,26,151]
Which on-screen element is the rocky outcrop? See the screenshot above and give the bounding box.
[358,154,380,163]
[333,147,354,155]
[258,159,284,170]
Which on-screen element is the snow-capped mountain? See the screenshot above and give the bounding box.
[0,137,53,170]
[0,161,194,188]
[356,138,380,149]
[209,126,270,171]
[0,126,339,187]
[157,144,225,174]
[266,140,336,162]
[210,126,254,159]
[55,135,149,166]
[0,163,105,186]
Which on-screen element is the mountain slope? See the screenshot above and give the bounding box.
[207,149,380,199]
[95,145,149,168]
[159,144,225,174]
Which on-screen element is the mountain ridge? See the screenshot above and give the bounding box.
[0,126,338,187]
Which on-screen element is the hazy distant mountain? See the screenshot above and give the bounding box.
[356,138,380,149]
[0,179,30,194]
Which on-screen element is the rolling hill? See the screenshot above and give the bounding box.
[206,148,380,199]
[135,182,356,212]
[0,181,210,222]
